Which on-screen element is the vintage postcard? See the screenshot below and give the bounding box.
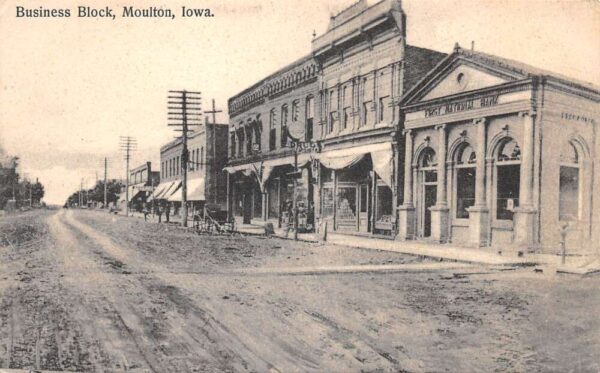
[1,0,599,372]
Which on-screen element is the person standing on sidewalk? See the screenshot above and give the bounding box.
[154,202,162,223]
[142,203,149,222]
[165,202,171,223]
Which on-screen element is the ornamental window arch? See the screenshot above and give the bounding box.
[452,141,477,219]
[490,136,521,221]
[558,136,591,222]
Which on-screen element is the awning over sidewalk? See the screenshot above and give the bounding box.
[168,177,205,202]
[150,181,172,200]
[163,181,181,201]
[317,142,393,186]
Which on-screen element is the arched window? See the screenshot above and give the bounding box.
[559,142,580,221]
[269,109,277,151]
[455,143,476,218]
[305,95,314,141]
[291,100,300,122]
[230,133,236,158]
[420,147,437,168]
[418,147,437,238]
[495,138,521,220]
[281,105,289,147]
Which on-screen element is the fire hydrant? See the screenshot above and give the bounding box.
[560,221,570,265]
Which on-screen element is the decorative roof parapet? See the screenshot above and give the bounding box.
[228,55,319,117]
[312,0,403,54]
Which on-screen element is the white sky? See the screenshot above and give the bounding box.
[1,0,599,204]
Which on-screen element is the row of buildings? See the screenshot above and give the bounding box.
[222,0,600,254]
[125,122,229,216]
[131,0,599,255]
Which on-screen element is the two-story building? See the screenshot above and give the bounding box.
[152,122,229,217]
[399,45,600,253]
[127,161,160,212]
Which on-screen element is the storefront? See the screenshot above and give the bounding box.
[399,46,600,253]
[316,141,396,236]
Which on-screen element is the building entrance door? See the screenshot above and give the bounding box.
[423,184,437,237]
[358,184,369,232]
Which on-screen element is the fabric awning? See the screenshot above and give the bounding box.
[371,145,394,187]
[150,181,171,200]
[317,142,393,183]
[168,177,206,202]
[163,181,181,201]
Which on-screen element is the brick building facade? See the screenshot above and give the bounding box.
[152,122,229,217]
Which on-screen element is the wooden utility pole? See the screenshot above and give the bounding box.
[204,98,223,205]
[119,136,137,216]
[168,90,202,227]
[104,157,108,208]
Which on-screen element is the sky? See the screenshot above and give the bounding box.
[1,0,599,204]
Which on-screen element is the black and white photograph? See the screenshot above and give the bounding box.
[1,0,599,372]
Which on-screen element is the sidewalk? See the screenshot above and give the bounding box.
[235,222,600,273]
[118,211,600,275]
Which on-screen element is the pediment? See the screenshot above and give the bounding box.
[420,64,511,101]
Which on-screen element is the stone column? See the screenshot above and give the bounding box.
[397,129,415,240]
[513,110,538,250]
[467,118,490,247]
[430,124,450,243]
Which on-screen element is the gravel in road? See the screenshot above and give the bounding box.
[1,209,598,372]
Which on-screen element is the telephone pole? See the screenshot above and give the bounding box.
[104,157,108,208]
[168,90,202,227]
[119,136,137,217]
[204,98,223,205]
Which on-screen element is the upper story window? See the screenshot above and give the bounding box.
[200,146,204,170]
[281,105,289,147]
[292,100,300,122]
[305,95,314,142]
[377,69,392,124]
[230,133,236,158]
[237,129,245,156]
[327,90,337,135]
[269,109,277,151]
[341,85,351,131]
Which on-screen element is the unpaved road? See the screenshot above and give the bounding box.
[1,209,599,372]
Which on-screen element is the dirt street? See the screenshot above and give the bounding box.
[0,209,599,372]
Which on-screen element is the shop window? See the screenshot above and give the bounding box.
[496,139,521,220]
[375,185,393,226]
[337,187,357,221]
[268,179,279,219]
[322,187,334,218]
[456,168,476,218]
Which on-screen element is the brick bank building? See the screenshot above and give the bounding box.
[225,0,600,254]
